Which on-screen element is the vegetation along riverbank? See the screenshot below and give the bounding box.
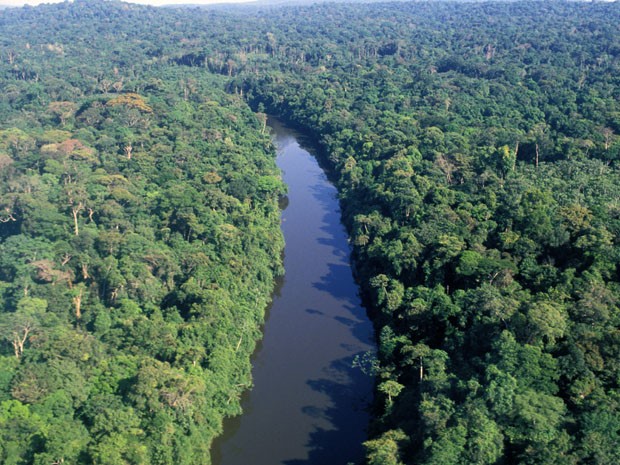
[1,1,619,464]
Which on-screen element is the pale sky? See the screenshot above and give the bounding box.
[1,0,255,6]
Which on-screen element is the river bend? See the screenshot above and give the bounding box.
[211,119,375,465]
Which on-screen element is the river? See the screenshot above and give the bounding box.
[211,119,375,465]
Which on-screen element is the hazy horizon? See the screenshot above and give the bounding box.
[1,0,256,6]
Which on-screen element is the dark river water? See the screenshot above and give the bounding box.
[211,119,375,465]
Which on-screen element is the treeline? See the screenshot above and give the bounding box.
[0,1,284,464]
[226,1,620,464]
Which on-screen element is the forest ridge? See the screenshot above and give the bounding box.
[1,1,619,464]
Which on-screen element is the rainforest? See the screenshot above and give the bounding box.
[0,1,619,464]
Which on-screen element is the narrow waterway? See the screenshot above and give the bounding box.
[211,119,375,465]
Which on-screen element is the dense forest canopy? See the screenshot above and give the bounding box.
[231,2,620,464]
[0,1,286,464]
[1,0,619,464]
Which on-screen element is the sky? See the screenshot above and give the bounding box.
[1,0,255,6]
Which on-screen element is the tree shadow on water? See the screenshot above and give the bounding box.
[306,178,350,257]
[283,355,374,465]
[304,307,373,351]
[313,262,363,304]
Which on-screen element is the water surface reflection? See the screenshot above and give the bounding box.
[211,119,375,465]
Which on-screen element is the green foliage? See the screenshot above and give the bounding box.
[0,2,284,463]
[364,429,407,465]
[1,0,620,463]
[222,1,620,463]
